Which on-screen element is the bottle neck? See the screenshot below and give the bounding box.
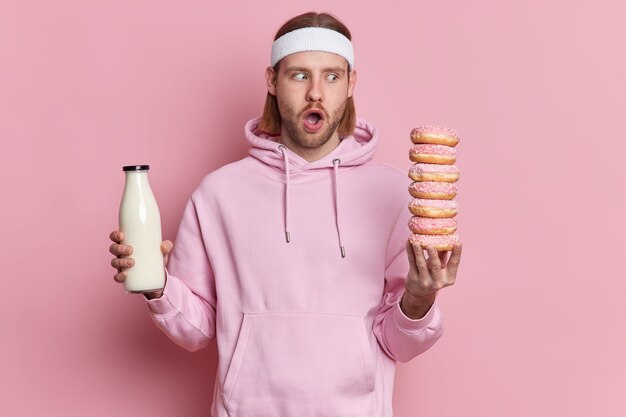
[124,171,150,189]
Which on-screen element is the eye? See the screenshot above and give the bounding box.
[326,74,339,82]
[292,73,307,81]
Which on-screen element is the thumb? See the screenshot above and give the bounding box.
[161,240,173,265]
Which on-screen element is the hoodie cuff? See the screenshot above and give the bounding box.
[393,296,438,333]
[144,268,180,316]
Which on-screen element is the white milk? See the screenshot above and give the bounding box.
[119,165,165,293]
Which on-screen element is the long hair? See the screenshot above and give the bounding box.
[259,12,356,137]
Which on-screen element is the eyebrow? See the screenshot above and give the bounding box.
[285,66,347,75]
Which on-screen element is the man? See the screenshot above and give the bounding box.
[109,11,462,417]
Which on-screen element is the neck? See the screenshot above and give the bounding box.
[277,131,341,162]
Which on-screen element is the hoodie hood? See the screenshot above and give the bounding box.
[245,116,379,258]
[246,116,379,170]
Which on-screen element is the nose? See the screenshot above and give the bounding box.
[306,78,323,102]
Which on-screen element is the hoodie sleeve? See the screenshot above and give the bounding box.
[372,202,444,363]
[143,196,217,352]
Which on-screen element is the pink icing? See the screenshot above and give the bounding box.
[411,125,460,141]
[409,198,459,209]
[409,233,460,246]
[408,217,456,230]
[409,181,457,195]
[409,163,459,174]
[410,144,456,156]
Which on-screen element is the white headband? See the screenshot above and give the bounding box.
[271,27,354,70]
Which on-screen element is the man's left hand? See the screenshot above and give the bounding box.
[400,241,463,319]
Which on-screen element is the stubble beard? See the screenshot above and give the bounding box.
[278,100,347,149]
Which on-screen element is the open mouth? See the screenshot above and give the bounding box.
[302,109,325,132]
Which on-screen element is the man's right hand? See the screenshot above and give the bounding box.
[109,230,173,299]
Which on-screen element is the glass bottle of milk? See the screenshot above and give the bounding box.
[119,165,166,293]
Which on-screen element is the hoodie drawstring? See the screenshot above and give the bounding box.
[278,145,291,243]
[277,145,345,259]
[332,158,346,258]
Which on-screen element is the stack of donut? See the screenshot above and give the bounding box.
[408,126,461,251]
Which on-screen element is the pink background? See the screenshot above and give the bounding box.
[1,0,624,416]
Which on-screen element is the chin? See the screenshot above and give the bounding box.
[297,129,335,148]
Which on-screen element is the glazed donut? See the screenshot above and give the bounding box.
[409,144,456,165]
[409,232,460,252]
[411,126,460,147]
[409,181,457,200]
[408,216,457,235]
[409,163,460,183]
[409,198,459,218]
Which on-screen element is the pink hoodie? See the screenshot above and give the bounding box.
[144,117,443,417]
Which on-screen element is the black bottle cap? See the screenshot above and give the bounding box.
[123,165,150,171]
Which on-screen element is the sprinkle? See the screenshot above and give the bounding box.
[408,216,457,230]
[409,198,459,209]
[409,163,460,174]
[410,144,456,156]
[409,181,457,194]
[411,126,460,141]
[409,233,460,246]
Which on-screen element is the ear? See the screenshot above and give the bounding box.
[265,66,277,96]
[347,69,357,98]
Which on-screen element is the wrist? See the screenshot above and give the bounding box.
[400,291,436,320]
[144,289,164,300]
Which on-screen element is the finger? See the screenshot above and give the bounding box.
[425,246,442,270]
[438,250,450,268]
[162,241,173,265]
[446,242,463,281]
[425,246,444,284]
[111,257,135,269]
[412,241,430,280]
[113,270,127,283]
[161,240,173,255]
[111,257,134,269]
[109,243,133,257]
[405,240,419,276]
[109,230,124,243]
